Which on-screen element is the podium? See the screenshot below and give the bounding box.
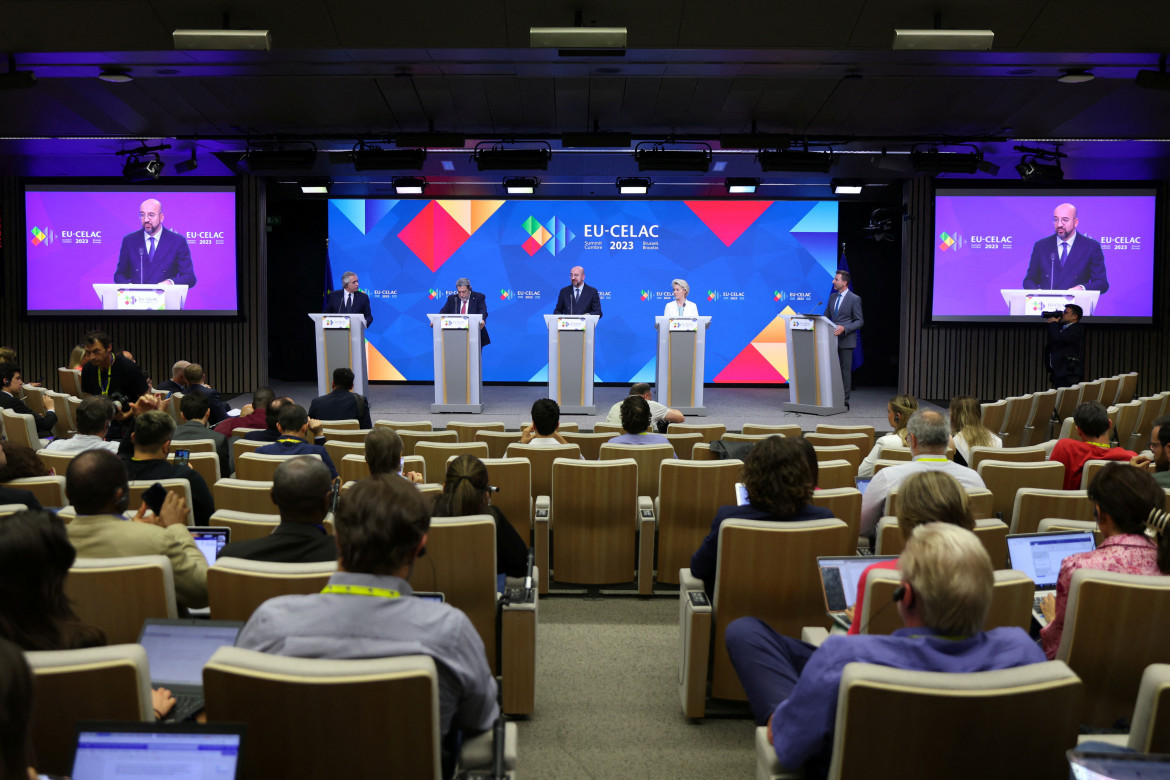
[654,316,711,416]
[1000,289,1101,316]
[427,313,484,413]
[544,314,599,414]
[781,314,846,416]
[308,314,368,399]
[93,283,188,311]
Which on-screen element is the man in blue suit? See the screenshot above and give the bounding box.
[437,277,490,346]
[553,265,603,317]
[824,270,863,409]
[1022,202,1109,292]
[324,271,374,327]
[114,198,196,287]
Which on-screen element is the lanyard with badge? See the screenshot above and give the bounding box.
[321,584,402,599]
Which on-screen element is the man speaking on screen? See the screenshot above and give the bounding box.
[1022,202,1108,293]
[113,199,197,287]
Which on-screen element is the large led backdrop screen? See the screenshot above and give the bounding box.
[328,199,840,383]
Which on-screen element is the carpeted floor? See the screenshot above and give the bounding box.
[513,596,755,779]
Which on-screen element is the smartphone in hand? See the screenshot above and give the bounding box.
[173,449,190,468]
[142,482,167,516]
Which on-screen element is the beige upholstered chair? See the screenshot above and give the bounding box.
[128,478,195,526]
[561,431,618,460]
[1009,487,1093,535]
[2,408,43,450]
[997,394,1034,448]
[814,424,876,457]
[654,459,742,587]
[207,558,337,621]
[968,444,1047,471]
[811,487,863,541]
[976,460,1065,519]
[805,431,869,457]
[1021,389,1058,446]
[666,422,726,444]
[315,418,360,430]
[57,366,83,397]
[874,517,1010,568]
[65,555,178,644]
[475,430,525,458]
[599,442,675,500]
[321,427,370,443]
[817,460,856,490]
[398,429,459,455]
[2,474,67,508]
[662,431,703,459]
[480,457,534,544]
[446,420,506,442]
[166,451,221,486]
[236,452,321,481]
[214,478,279,514]
[374,420,433,433]
[1077,664,1170,753]
[505,442,581,502]
[812,444,862,474]
[741,423,803,438]
[414,441,490,486]
[209,509,281,542]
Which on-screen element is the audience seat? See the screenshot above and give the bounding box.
[816,460,856,490]
[315,418,360,430]
[56,366,83,397]
[813,445,861,474]
[1079,459,1111,490]
[666,423,726,444]
[2,408,44,450]
[321,427,370,443]
[0,503,27,517]
[65,555,178,644]
[128,478,195,526]
[237,452,321,481]
[475,430,525,459]
[741,423,802,439]
[662,431,703,459]
[593,422,624,435]
[166,451,221,486]
[1115,372,1139,406]
[480,457,534,544]
[208,509,280,542]
[3,474,67,508]
[229,427,264,438]
[560,431,618,460]
[398,429,458,455]
[414,441,490,485]
[374,420,433,433]
[214,478,279,514]
[1009,487,1093,535]
[505,442,581,504]
[446,420,506,442]
[1020,389,1058,446]
[232,437,268,464]
[207,558,337,621]
[599,442,675,500]
[811,487,863,542]
[654,459,742,587]
[1037,517,1102,547]
[36,449,76,475]
[45,390,75,440]
[814,424,876,457]
[1054,384,1085,424]
[873,517,1009,569]
[976,460,1065,519]
[324,439,365,467]
[967,445,1046,472]
[1077,663,1170,753]
[997,394,1033,448]
[980,398,1008,437]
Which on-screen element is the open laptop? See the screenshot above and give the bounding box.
[190,526,230,565]
[71,720,244,779]
[1068,749,1170,780]
[1006,531,1097,626]
[137,617,245,723]
[818,555,898,630]
[854,476,872,495]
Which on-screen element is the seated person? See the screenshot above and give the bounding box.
[726,523,1045,777]
[0,439,43,510]
[217,457,338,563]
[0,362,57,437]
[214,386,275,436]
[607,396,673,447]
[1049,400,1137,490]
[181,363,230,426]
[846,470,974,634]
[603,383,683,431]
[365,427,422,483]
[690,436,833,598]
[236,475,498,778]
[64,450,206,609]
[43,396,119,454]
[154,360,190,394]
[256,403,338,479]
[123,410,215,526]
[0,509,176,718]
[0,443,51,481]
[243,395,294,442]
[431,455,529,578]
[1039,462,1169,658]
[308,367,372,429]
[519,398,571,448]
[857,394,916,478]
[172,392,233,477]
[949,395,1001,467]
[0,636,37,778]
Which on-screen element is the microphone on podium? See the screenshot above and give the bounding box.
[138,247,144,284]
[1049,252,1056,289]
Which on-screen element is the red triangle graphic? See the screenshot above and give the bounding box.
[397,201,471,272]
[685,201,772,247]
[714,343,786,383]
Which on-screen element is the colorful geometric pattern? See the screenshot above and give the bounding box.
[500,289,511,300]
[30,226,48,245]
[397,200,503,272]
[684,201,772,247]
[640,290,649,301]
[713,308,793,383]
[939,232,956,251]
[367,342,405,382]
[790,201,840,278]
[428,289,438,300]
[521,215,576,256]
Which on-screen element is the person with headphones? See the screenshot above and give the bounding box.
[725,524,1044,777]
[857,394,918,478]
[62,450,207,610]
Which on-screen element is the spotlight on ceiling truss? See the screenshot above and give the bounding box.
[910,144,999,176]
[634,141,712,172]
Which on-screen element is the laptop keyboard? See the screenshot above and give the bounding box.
[167,693,205,723]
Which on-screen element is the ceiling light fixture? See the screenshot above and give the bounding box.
[616,177,650,195]
[173,29,271,51]
[1013,144,1066,183]
[504,176,538,194]
[910,144,999,176]
[299,178,331,195]
[724,177,760,194]
[175,149,199,174]
[529,27,627,48]
[831,179,864,195]
[393,176,427,195]
[98,69,132,84]
[122,154,165,181]
[1057,69,1094,84]
[892,29,994,51]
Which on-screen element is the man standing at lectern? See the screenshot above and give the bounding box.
[824,270,863,410]
[437,277,490,346]
[114,198,196,287]
[1022,202,1109,293]
[324,271,373,327]
[554,266,603,317]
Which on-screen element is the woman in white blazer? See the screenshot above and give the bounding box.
[665,278,699,317]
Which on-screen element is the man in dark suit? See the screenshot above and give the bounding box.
[0,362,57,436]
[437,277,491,346]
[113,198,196,287]
[172,392,233,478]
[181,363,230,426]
[308,367,372,428]
[216,456,338,563]
[324,271,373,327]
[823,270,863,409]
[1046,303,1086,388]
[1022,202,1109,292]
[553,265,603,317]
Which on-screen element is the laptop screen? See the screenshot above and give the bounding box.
[1006,532,1097,590]
[818,555,899,612]
[137,619,243,688]
[190,527,230,565]
[73,722,243,779]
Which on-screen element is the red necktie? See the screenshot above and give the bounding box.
[461,299,467,315]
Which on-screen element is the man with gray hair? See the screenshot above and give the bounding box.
[325,271,373,327]
[43,396,119,454]
[438,276,490,346]
[859,409,986,536]
[217,456,338,563]
[155,360,190,394]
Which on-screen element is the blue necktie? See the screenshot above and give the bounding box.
[148,236,156,260]
[1059,241,1068,265]
[834,294,842,318]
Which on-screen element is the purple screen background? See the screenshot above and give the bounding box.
[25,187,237,312]
[932,191,1155,318]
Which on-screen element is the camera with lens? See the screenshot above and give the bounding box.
[108,392,131,412]
[1041,310,1063,319]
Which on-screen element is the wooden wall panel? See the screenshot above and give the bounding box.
[899,178,1168,402]
[0,176,268,397]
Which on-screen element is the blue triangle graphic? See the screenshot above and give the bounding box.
[791,201,838,233]
[332,200,367,234]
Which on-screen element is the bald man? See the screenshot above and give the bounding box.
[114,198,196,287]
[1022,202,1108,293]
[553,265,602,317]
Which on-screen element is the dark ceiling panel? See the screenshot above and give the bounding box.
[481,77,525,134]
[516,78,556,135]
[553,78,590,134]
[677,0,868,48]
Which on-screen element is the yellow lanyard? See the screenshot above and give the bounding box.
[321,584,402,599]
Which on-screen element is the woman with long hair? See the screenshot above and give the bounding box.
[858,394,918,478]
[949,395,1001,467]
[431,455,528,578]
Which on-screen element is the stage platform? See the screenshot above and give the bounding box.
[246,383,942,433]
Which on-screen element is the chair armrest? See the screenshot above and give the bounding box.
[680,567,704,592]
[756,725,805,779]
[638,495,655,595]
[460,720,518,773]
[801,626,830,647]
[534,495,550,595]
[679,566,712,719]
[501,567,537,716]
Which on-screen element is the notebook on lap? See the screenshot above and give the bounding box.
[818,555,898,630]
[136,617,245,722]
[72,720,244,779]
[1005,531,1097,627]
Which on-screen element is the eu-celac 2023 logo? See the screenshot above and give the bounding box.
[521,216,576,257]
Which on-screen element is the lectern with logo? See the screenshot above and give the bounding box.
[999,289,1101,316]
[308,313,369,399]
[654,315,711,416]
[780,314,846,415]
[544,314,599,414]
[427,313,484,413]
[93,284,189,311]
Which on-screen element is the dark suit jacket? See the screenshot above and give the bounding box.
[0,391,57,435]
[217,522,338,563]
[1023,233,1109,292]
[114,227,196,287]
[553,284,603,317]
[155,379,186,394]
[824,290,864,350]
[324,289,374,327]
[171,420,232,477]
[0,485,42,510]
[185,385,230,426]
[438,291,491,346]
[308,388,372,429]
[1047,321,1086,388]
